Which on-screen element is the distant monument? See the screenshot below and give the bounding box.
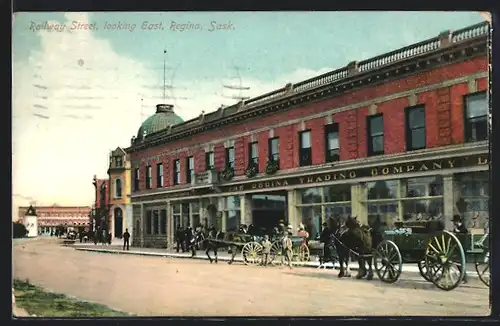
[23,205,38,238]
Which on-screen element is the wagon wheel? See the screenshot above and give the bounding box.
[242,242,262,265]
[296,244,310,262]
[417,256,443,283]
[373,240,403,283]
[425,230,466,291]
[474,251,490,287]
[269,241,282,265]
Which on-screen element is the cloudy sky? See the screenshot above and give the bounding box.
[12,11,485,213]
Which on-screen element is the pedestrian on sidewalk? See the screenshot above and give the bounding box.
[261,235,272,266]
[123,229,130,251]
[175,226,184,253]
[107,232,112,245]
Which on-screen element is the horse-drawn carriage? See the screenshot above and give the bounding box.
[203,230,264,265]
[368,220,490,291]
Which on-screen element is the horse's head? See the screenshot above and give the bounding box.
[345,216,361,230]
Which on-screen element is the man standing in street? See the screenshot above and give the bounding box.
[123,228,130,251]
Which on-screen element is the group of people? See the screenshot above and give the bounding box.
[174,225,209,256]
[259,223,309,268]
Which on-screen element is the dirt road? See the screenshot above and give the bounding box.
[13,238,490,317]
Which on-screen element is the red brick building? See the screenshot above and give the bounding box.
[126,22,490,248]
[18,205,92,235]
[92,175,110,231]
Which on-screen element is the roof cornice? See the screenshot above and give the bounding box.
[125,22,489,154]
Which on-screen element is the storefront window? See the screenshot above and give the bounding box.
[324,184,351,203]
[172,204,181,230]
[365,180,399,227]
[227,210,241,232]
[367,180,398,199]
[153,210,159,234]
[181,203,190,227]
[455,172,489,229]
[300,188,322,204]
[323,184,351,220]
[191,202,201,227]
[226,196,241,231]
[402,176,444,222]
[325,204,351,219]
[226,196,241,210]
[301,206,322,240]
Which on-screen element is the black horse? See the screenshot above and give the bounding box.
[203,226,249,264]
[325,217,352,278]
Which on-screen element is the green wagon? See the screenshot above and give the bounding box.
[373,221,490,291]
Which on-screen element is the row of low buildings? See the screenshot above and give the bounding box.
[93,22,490,248]
[17,205,92,235]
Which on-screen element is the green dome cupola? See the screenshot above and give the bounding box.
[136,104,184,141]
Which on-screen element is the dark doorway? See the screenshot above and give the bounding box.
[251,192,287,235]
[114,207,123,238]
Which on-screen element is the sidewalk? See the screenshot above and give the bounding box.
[72,244,478,276]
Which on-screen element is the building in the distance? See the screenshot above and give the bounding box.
[92,176,109,232]
[18,205,92,235]
[125,22,490,248]
[107,147,133,240]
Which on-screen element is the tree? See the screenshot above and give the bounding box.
[13,222,28,238]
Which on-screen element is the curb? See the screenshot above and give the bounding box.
[74,247,480,277]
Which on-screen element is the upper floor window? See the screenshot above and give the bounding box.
[299,130,312,166]
[146,165,152,189]
[156,163,164,188]
[134,168,140,191]
[115,156,123,168]
[464,92,488,142]
[406,105,426,151]
[367,114,384,156]
[205,151,214,171]
[173,159,181,185]
[268,137,280,165]
[186,156,194,183]
[115,179,122,198]
[248,142,258,171]
[226,147,235,169]
[325,123,340,162]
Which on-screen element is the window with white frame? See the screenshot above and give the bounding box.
[186,156,194,183]
[156,163,164,188]
[299,130,312,166]
[115,179,122,198]
[134,168,140,191]
[205,151,214,171]
[268,137,280,166]
[324,123,340,162]
[464,92,488,142]
[226,147,235,169]
[173,159,180,185]
[146,165,152,189]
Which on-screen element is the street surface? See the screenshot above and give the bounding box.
[13,238,490,316]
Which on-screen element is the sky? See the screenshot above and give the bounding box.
[11,11,486,216]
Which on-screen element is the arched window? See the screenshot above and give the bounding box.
[115,179,122,198]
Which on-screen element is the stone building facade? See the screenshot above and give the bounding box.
[125,22,490,248]
[107,147,133,241]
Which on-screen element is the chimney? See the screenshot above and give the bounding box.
[347,61,359,76]
[438,30,452,48]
